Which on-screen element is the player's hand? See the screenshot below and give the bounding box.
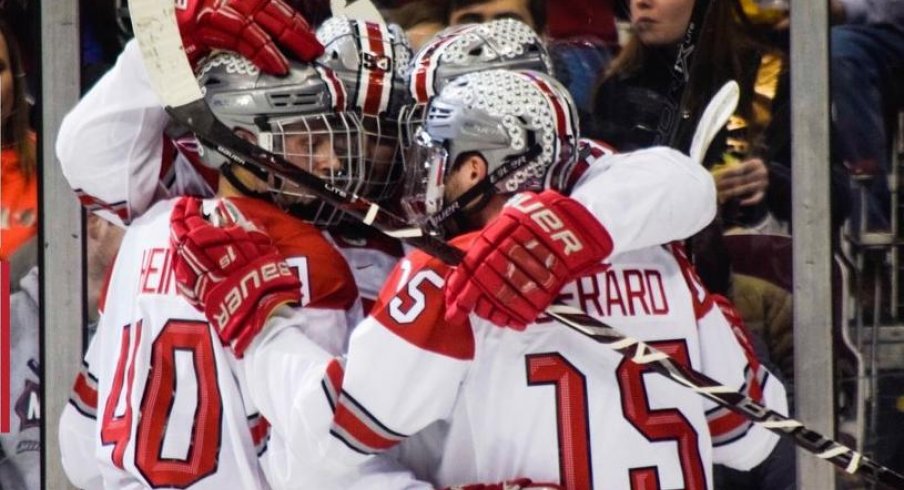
[170,197,302,356]
[444,479,563,490]
[445,190,613,330]
[175,0,324,74]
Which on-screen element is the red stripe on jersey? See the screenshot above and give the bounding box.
[669,243,715,319]
[249,415,270,448]
[72,369,98,410]
[75,189,131,223]
[325,358,345,394]
[708,409,752,438]
[333,400,402,452]
[362,22,388,116]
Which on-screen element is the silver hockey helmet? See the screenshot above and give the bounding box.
[400,18,553,155]
[401,69,580,236]
[316,16,413,202]
[196,52,364,226]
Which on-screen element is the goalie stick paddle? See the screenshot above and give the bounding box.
[127,1,904,487]
[690,80,739,164]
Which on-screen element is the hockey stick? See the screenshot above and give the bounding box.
[330,0,385,26]
[127,2,904,488]
[690,80,739,164]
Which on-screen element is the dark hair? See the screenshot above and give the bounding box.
[387,0,450,30]
[447,0,547,33]
[596,0,783,151]
[0,18,35,178]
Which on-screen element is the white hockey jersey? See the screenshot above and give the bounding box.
[59,197,359,489]
[324,231,784,489]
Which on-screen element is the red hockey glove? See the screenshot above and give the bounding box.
[175,0,324,74]
[445,190,613,330]
[170,197,302,356]
[444,479,563,490]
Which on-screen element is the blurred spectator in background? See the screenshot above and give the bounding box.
[829,0,904,230]
[444,0,616,117]
[544,0,618,114]
[1,266,40,490]
[0,18,37,283]
[386,0,449,50]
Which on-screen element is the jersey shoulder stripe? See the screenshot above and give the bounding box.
[370,232,478,360]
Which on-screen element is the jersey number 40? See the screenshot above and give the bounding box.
[101,320,222,487]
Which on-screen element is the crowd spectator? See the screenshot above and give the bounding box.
[385,0,449,50]
[829,0,904,230]
[0,18,37,279]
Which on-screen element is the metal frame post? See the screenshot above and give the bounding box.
[791,0,837,487]
[40,1,82,488]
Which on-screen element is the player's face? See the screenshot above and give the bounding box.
[630,0,695,46]
[0,32,13,126]
[449,0,536,31]
[278,123,347,179]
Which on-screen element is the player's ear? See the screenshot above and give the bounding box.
[463,154,488,185]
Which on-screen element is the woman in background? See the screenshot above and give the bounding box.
[0,17,37,265]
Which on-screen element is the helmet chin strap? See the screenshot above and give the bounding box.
[220,162,273,202]
[429,143,544,237]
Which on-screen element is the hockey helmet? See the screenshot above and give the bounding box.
[316,16,413,202]
[399,18,554,151]
[196,52,364,226]
[401,69,580,236]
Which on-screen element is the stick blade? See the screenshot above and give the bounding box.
[330,0,386,25]
[128,0,203,108]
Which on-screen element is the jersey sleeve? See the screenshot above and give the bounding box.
[56,39,171,226]
[570,145,717,256]
[59,339,103,489]
[245,306,434,489]
[670,244,785,470]
[325,244,475,467]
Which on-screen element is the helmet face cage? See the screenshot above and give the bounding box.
[196,53,365,227]
[316,16,413,203]
[402,69,579,232]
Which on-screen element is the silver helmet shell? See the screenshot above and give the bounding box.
[195,52,364,226]
[401,69,580,231]
[407,18,553,104]
[400,18,553,156]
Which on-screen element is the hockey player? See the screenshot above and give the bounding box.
[313,16,414,312]
[58,54,363,489]
[169,69,783,488]
[330,69,787,488]
[56,0,324,228]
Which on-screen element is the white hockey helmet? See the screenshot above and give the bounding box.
[195,52,364,226]
[316,16,413,202]
[400,18,554,155]
[401,69,580,236]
